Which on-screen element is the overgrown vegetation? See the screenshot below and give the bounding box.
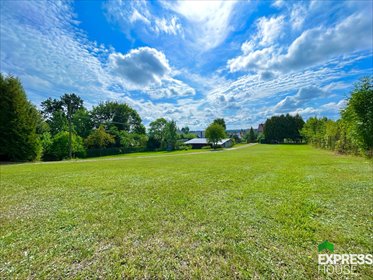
[1,145,372,278]
[301,77,373,157]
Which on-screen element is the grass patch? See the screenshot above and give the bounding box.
[1,145,372,278]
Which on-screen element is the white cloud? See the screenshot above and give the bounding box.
[154,17,182,36]
[272,0,285,9]
[275,12,373,71]
[130,9,151,25]
[162,0,238,50]
[145,77,196,99]
[274,86,327,112]
[105,0,183,37]
[290,4,306,30]
[228,10,373,74]
[0,1,113,105]
[109,47,171,87]
[256,15,285,46]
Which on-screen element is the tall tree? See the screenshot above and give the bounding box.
[341,77,373,156]
[60,93,84,159]
[41,93,84,158]
[164,120,178,151]
[72,108,93,138]
[0,74,41,161]
[205,123,226,149]
[248,127,256,143]
[148,118,168,149]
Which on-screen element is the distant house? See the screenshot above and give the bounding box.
[189,130,205,138]
[184,138,233,149]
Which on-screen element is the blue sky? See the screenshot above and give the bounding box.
[1,0,372,129]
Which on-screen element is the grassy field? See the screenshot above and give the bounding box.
[1,144,372,279]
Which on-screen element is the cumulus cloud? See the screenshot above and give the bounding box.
[274,12,373,71]
[109,47,171,87]
[109,47,196,98]
[228,10,373,73]
[145,77,196,99]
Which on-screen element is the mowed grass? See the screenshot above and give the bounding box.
[1,145,372,279]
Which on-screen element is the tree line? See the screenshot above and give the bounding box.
[0,74,199,161]
[260,77,372,157]
[1,73,371,161]
[1,74,233,161]
[301,78,372,157]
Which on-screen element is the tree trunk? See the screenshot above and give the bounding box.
[68,102,72,159]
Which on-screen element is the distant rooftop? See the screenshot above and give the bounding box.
[184,138,231,145]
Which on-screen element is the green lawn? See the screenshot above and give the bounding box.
[1,145,372,279]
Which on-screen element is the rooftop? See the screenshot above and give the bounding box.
[184,138,231,145]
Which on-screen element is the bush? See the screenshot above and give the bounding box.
[45,131,86,160]
[201,145,212,150]
[176,143,192,150]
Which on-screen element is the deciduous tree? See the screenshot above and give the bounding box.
[205,123,226,149]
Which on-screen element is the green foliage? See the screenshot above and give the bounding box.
[40,132,53,159]
[147,119,178,151]
[212,118,226,130]
[0,74,42,161]
[341,77,373,156]
[180,132,197,140]
[48,110,68,135]
[246,127,256,143]
[301,77,373,157]
[176,143,192,150]
[72,108,93,138]
[41,94,84,135]
[164,120,178,150]
[119,131,148,150]
[181,126,190,134]
[205,123,226,149]
[85,125,115,149]
[148,118,168,141]
[256,133,265,143]
[91,101,145,134]
[264,114,304,143]
[47,131,86,160]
